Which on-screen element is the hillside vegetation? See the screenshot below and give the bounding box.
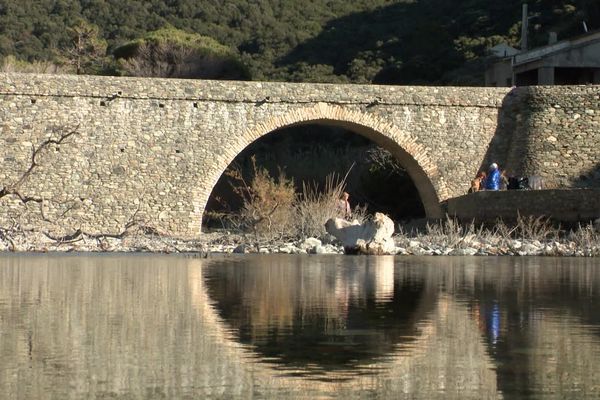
[1,0,599,84]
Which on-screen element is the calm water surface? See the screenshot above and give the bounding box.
[0,254,599,399]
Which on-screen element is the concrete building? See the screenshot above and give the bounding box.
[484,44,520,87]
[486,30,600,86]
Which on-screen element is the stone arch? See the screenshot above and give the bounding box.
[192,103,448,234]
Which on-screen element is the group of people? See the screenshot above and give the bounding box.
[469,163,509,192]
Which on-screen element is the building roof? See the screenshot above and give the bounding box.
[489,43,520,58]
[513,29,600,67]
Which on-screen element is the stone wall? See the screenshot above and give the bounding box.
[504,86,600,188]
[447,189,600,224]
[0,73,598,237]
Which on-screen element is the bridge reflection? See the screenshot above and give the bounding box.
[200,255,438,373]
[0,255,598,399]
[192,256,600,398]
[191,256,499,397]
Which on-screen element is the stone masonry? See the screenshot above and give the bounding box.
[0,73,598,237]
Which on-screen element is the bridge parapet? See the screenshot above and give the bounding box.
[1,73,510,106]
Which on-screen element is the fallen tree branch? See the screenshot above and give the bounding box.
[0,125,80,205]
[42,229,83,242]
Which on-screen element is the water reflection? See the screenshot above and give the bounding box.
[0,254,598,399]
[201,255,437,374]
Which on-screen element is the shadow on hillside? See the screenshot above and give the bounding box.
[276,1,521,84]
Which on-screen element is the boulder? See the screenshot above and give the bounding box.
[324,212,395,255]
[299,237,322,253]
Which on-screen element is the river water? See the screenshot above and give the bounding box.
[0,254,598,399]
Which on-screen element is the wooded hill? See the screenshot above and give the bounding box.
[1,0,599,84]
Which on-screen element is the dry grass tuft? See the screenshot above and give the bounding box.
[294,174,345,239]
[568,223,600,253]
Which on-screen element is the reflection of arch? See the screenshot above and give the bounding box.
[194,103,448,233]
[202,255,438,369]
[188,260,500,397]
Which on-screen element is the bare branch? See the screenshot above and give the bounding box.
[1,126,80,207]
[11,126,80,191]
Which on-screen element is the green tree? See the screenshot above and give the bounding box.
[63,20,107,74]
[1,0,599,84]
[113,26,249,79]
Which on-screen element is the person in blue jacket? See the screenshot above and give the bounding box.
[484,163,501,190]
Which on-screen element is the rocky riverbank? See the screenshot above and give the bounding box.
[1,227,599,256]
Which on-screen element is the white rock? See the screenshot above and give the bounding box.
[300,237,322,250]
[314,244,338,254]
[520,243,541,254]
[278,246,292,254]
[395,247,407,255]
[325,213,395,255]
[291,246,304,254]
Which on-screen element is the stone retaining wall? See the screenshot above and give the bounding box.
[504,86,600,189]
[447,189,600,224]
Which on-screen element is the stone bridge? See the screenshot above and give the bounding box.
[1,73,599,237]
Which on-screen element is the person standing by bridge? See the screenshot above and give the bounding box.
[469,171,486,193]
[337,192,352,219]
[484,163,501,190]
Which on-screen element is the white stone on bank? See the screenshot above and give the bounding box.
[325,212,395,255]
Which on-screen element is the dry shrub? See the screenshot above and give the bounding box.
[463,215,559,247]
[568,223,600,251]
[422,216,484,249]
[294,170,369,239]
[513,213,560,241]
[226,156,296,239]
[486,218,518,247]
[225,162,369,240]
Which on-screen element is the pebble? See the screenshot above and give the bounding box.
[0,231,598,257]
